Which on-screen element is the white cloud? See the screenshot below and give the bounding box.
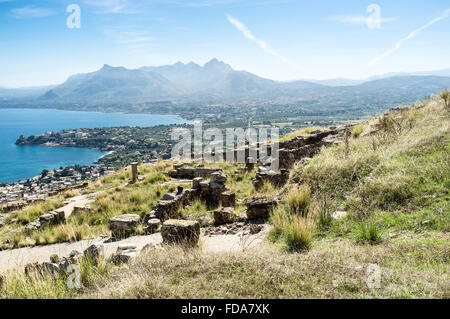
[369,8,450,67]
[168,0,289,7]
[226,15,299,69]
[116,32,158,44]
[331,15,396,25]
[83,0,136,14]
[104,28,158,46]
[10,6,57,18]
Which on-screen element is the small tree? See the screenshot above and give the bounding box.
[440,89,449,109]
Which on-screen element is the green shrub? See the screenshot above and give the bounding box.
[317,209,333,231]
[351,124,364,138]
[269,206,290,240]
[284,215,315,251]
[269,204,316,251]
[354,220,381,244]
[287,184,311,216]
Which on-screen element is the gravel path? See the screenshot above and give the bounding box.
[57,193,96,218]
[0,225,271,272]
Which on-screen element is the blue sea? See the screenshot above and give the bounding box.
[0,108,186,183]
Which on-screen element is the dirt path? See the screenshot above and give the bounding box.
[56,193,96,218]
[0,225,271,272]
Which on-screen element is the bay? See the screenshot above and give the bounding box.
[0,108,185,182]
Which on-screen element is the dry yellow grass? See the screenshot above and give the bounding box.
[81,233,449,299]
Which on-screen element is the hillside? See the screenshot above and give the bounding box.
[0,93,448,299]
[44,64,180,102]
[42,59,326,103]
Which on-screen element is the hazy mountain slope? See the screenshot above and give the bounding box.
[141,58,257,94]
[306,69,450,87]
[44,65,179,102]
[0,85,56,98]
[43,59,329,102]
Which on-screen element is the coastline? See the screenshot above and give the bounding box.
[1,108,188,184]
[98,150,114,160]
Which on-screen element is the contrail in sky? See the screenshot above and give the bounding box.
[226,15,300,69]
[369,8,450,67]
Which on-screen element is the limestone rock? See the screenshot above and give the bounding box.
[84,243,104,260]
[154,200,179,221]
[197,215,214,227]
[236,211,247,222]
[40,262,60,275]
[24,221,41,232]
[213,207,235,225]
[111,245,137,265]
[161,219,200,246]
[117,243,137,251]
[161,193,176,201]
[192,177,203,189]
[24,209,65,232]
[109,214,141,238]
[210,172,227,184]
[245,196,278,219]
[73,204,92,215]
[252,167,289,190]
[169,166,221,179]
[50,254,60,264]
[331,211,347,220]
[220,191,236,207]
[250,224,264,234]
[112,250,136,264]
[145,218,161,234]
[69,250,82,259]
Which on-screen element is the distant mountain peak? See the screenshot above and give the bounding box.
[203,58,232,72]
[206,58,219,64]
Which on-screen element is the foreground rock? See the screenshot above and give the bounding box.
[2,201,27,213]
[111,243,137,265]
[109,214,141,238]
[152,171,228,221]
[331,211,347,219]
[244,196,278,220]
[24,250,83,276]
[213,207,235,225]
[24,210,65,232]
[152,186,197,221]
[144,218,161,234]
[169,165,221,179]
[220,191,236,207]
[252,166,289,190]
[161,219,200,246]
[84,243,104,260]
[199,172,228,205]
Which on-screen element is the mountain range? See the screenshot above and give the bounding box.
[1,59,450,111]
[304,69,450,87]
[39,59,326,103]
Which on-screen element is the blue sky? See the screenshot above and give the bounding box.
[0,0,449,87]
